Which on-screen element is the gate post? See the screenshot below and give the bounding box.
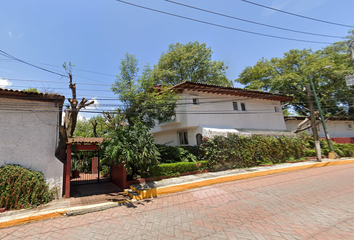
[65,145,71,198]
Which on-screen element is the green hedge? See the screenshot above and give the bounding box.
[155,144,199,163]
[0,165,53,210]
[201,135,305,170]
[149,161,208,177]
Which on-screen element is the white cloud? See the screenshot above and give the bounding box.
[85,97,100,110]
[0,78,12,88]
[8,32,12,38]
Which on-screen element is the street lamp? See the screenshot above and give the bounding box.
[308,66,336,159]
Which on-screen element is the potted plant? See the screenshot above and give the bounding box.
[71,159,81,178]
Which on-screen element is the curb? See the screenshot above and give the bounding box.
[1,159,354,229]
[0,200,131,229]
[131,159,354,198]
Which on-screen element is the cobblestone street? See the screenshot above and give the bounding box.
[2,163,354,239]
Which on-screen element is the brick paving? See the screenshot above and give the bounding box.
[2,163,354,239]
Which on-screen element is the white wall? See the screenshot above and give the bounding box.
[285,120,354,138]
[0,98,63,198]
[151,90,287,135]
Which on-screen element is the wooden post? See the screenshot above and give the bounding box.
[65,145,72,198]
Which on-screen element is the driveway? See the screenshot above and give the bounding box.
[2,163,354,239]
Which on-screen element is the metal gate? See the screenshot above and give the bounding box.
[70,150,111,186]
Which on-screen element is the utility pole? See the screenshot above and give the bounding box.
[308,74,336,159]
[307,84,322,162]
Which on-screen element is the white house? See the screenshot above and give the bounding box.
[0,88,65,198]
[150,81,294,146]
[285,116,354,143]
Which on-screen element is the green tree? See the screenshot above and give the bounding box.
[111,53,179,129]
[73,115,109,137]
[236,43,354,116]
[104,123,160,178]
[153,41,232,86]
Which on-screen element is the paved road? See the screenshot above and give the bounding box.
[2,163,354,240]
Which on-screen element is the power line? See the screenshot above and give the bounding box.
[5,78,112,87]
[36,62,117,77]
[115,0,332,44]
[0,50,69,78]
[165,0,344,39]
[241,0,354,28]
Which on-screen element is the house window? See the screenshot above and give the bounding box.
[193,98,199,105]
[179,131,189,145]
[233,102,238,111]
[196,134,203,145]
[346,122,353,130]
[241,102,246,111]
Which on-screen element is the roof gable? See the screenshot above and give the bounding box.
[172,81,293,102]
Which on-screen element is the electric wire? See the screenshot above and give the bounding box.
[0,50,69,78]
[115,0,332,44]
[165,0,344,39]
[241,0,354,28]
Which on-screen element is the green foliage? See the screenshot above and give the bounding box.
[23,88,39,93]
[297,132,354,157]
[0,165,53,210]
[154,41,232,86]
[201,135,305,170]
[73,115,109,137]
[236,32,354,116]
[155,145,199,163]
[104,124,160,178]
[149,161,208,177]
[111,53,179,129]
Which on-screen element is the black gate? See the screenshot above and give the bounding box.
[70,150,111,186]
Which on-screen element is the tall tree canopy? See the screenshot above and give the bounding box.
[154,41,233,86]
[111,53,179,129]
[236,34,354,116]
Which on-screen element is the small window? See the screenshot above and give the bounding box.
[196,134,203,146]
[193,98,199,105]
[347,122,353,130]
[179,131,189,145]
[233,102,238,111]
[241,103,246,111]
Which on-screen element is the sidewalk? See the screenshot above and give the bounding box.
[1,157,354,229]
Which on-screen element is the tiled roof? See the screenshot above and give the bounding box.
[67,137,107,145]
[172,81,293,102]
[0,88,65,102]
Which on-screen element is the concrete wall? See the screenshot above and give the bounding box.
[151,90,287,146]
[0,98,63,198]
[285,119,354,138]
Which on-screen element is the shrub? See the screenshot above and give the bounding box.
[155,144,198,163]
[104,123,160,179]
[0,165,53,210]
[201,134,305,170]
[149,161,208,177]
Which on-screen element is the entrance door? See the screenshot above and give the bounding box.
[70,150,111,186]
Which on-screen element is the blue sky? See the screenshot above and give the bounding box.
[1,0,353,118]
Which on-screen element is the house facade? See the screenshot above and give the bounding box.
[150,81,294,146]
[285,116,354,143]
[0,88,65,198]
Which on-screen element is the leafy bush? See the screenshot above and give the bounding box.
[149,161,208,177]
[104,124,160,178]
[155,144,198,163]
[201,134,305,170]
[298,132,354,157]
[0,165,53,210]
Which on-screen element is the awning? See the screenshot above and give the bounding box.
[202,127,295,138]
